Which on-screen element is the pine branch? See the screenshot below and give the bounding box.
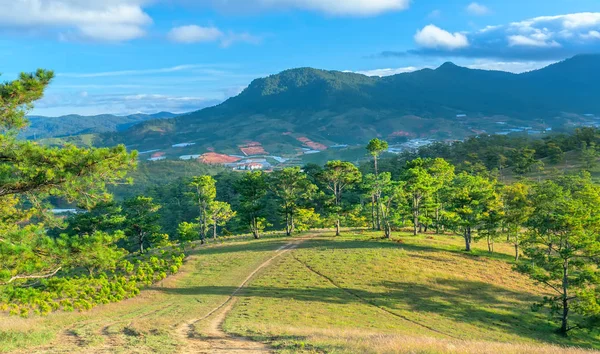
[2,267,62,284]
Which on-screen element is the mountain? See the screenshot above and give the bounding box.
[22,112,179,140]
[101,55,600,155]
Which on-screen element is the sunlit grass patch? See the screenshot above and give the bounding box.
[225,231,600,353]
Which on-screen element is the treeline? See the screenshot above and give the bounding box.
[375,128,600,178]
[90,137,599,336]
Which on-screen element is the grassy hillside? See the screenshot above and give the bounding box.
[225,231,600,353]
[1,234,291,353]
[3,231,598,354]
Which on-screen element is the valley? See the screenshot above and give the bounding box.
[35,55,596,170]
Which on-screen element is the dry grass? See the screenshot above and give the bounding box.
[244,325,598,354]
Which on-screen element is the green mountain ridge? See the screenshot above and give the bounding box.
[99,55,600,155]
[23,111,179,139]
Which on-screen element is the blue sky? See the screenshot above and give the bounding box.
[1,0,600,116]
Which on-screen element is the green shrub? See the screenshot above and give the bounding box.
[0,250,186,317]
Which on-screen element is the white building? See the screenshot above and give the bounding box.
[172,143,196,148]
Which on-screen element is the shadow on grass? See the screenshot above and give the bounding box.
[293,236,518,264]
[186,233,516,266]
[162,232,599,348]
[154,276,598,349]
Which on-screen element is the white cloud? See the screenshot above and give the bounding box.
[428,10,442,19]
[466,2,490,16]
[508,35,560,48]
[415,25,469,50]
[34,91,222,116]
[0,0,152,42]
[465,60,555,73]
[581,30,600,40]
[167,25,223,43]
[512,12,600,31]
[167,25,262,47]
[504,12,600,48]
[59,64,218,78]
[352,66,425,77]
[219,32,262,47]
[208,0,410,16]
[385,12,600,60]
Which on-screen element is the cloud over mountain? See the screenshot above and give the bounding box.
[383,12,600,60]
[415,25,469,50]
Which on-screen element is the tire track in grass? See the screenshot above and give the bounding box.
[175,237,312,353]
[291,253,460,339]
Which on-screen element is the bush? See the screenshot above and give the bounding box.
[0,249,185,317]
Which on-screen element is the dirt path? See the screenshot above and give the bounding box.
[14,236,312,354]
[175,239,305,353]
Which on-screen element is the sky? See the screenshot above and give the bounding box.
[1,0,600,116]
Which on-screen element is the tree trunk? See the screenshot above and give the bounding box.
[199,203,207,244]
[384,221,391,239]
[285,210,294,236]
[336,218,341,236]
[213,220,217,240]
[374,156,379,176]
[413,196,419,236]
[139,233,145,254]
[251,217,260,239]
[376,197,382,231]
[514,234,520,261]
[371,195,376,230]
[413,209,419,236]
[560,258,569,336]
[464,227,471,252]
[435,208,440,234]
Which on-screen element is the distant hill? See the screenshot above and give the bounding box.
[100,55,600,155]
[22,112,179,139]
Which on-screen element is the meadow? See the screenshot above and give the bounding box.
[4,230,599,353]
[225,231,600,353]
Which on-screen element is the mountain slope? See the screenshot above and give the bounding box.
[103,55,600,155]
[23,112,179,139]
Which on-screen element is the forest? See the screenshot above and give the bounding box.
[2,70,600,341]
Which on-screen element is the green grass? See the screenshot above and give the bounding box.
[0,234,291,353]
[225,231,600,353]
[4,230,600,353]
